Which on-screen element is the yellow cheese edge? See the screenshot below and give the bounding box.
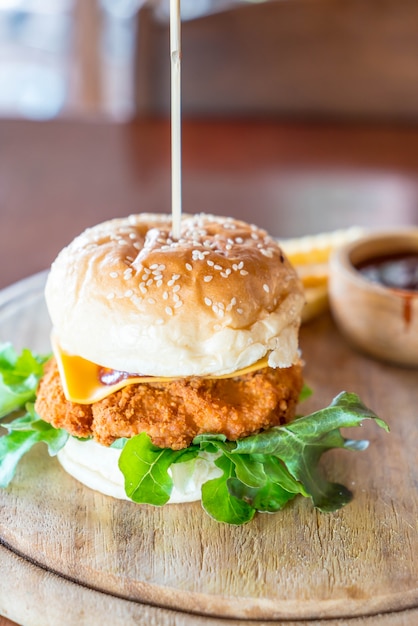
[51,336,270,405]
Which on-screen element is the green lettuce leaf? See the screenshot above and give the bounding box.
[0,403,68,487]
[0,343,50,418]
[117,392,388,524]
[232,392,389,512]
[119,432,199,506]
[200,455,256,524]
[227,476,296,512]
[0,343,67,488]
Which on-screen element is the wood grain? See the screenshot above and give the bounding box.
[0,273,417,625]
[1,544,418,626]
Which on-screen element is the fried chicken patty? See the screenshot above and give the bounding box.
[35,359,303,450]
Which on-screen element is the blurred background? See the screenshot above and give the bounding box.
[0,0,256,121]
[1,0,418,122]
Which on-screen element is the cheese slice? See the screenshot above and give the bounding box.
[51,336,269,405]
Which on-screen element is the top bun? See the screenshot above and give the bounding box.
[45,213,304,377]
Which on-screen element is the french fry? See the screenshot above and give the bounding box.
[279,227,364,322]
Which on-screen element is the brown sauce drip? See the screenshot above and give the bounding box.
[98,367,149,386]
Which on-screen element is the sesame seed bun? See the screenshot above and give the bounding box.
[45,213,304,376]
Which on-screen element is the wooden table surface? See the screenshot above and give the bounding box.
[0,116,418,626]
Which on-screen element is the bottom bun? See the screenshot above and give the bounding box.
[57,437,221,504]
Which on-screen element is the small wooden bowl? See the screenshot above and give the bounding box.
[329,229,418,367]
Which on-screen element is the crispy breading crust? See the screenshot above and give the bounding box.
[35,359,303,450]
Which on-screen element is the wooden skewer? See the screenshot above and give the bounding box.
[170,0,182,240]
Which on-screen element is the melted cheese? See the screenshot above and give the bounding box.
[51,336,269,405]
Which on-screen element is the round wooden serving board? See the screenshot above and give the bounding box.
[0,273,417,626]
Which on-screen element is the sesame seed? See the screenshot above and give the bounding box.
[163,291,169,300]
[173,293,180,303]
[139,285,147,295]
[185,263,192,271]
[146,279,153,287]
[261,249,274,258]
[133,243,141,250]
[150,263,158,270]
[167,279,175,287]
[207,260,214,267]
[237,308,244,314]
[174,300,183,308]
[204,297,212,306]
[237,261,244,270]
[165,306,173,316]
[109,271,118,278]
[173,284,181,293]
[204,275,213,282]
[141,275,148,281]
[214,264,222,271]
[125,289,133,297]
[235,237,244,244]
[240,269,249,276]
[156,280,163,288]
[148,297,156,304]
[263,284,270,293]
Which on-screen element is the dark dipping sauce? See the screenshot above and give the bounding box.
[356,252,418,291]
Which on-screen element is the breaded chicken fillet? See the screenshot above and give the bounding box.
[35,358,303,449]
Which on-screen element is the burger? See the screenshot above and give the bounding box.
[34,214,304,497]
[1,213,386,525]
